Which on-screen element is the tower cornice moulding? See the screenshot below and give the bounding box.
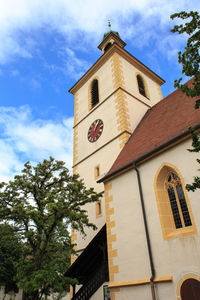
[69,43,165,95]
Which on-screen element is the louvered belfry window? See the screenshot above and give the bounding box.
[166,172,192,229]
[104,42,112,52]
[91,79,99,108]
[137,75,146,97]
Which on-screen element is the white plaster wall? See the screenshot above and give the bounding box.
[115,282,176,300]
[110,169,151,282]
[77,135,121,192]
[108,138,200,299]
[155,282,177,300]
[75,58,113,123]
[75,135,122,250]
[121,56,163,106]
[115,285,153,300]
[125,93,149,132]
[75,93,119,164]
[139,139,200,277]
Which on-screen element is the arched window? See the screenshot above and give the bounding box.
[104,42,112,52]
[137,75,146,97]
[154,164,196,239]
[91,79,99,108]
[166,172,192,229]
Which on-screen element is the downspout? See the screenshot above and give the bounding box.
[133,163,156,300]
[72,284,76,299]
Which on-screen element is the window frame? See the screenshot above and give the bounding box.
[88,77,100,111]
[96,199,102,218]
[154,163,197,240]
[94,164,100,179]
[136,74,150,99]
[91,79,99,108]
[166,172,192,229]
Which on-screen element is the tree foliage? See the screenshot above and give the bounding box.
[170,11,200,108]
[185,128,200,192]
[171,11,200,192]
[0,157,102,300]
[0,223,22,294]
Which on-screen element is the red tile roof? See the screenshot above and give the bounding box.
[102,79,200,181]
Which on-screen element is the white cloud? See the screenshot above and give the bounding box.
[0,105,73,181]
[0,140,23,182]
[30,78,41,89]
[11,69,20,77]
[63,47,91,80]
[0,0,199,64]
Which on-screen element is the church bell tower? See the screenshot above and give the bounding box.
[69,24,165,256]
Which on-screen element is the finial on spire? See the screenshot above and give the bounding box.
[108,19,111,30]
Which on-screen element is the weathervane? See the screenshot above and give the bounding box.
[108,19,111,30]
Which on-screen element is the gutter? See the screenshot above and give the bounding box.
[133,164,156,300]
[98,124,200,184]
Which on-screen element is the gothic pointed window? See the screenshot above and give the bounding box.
[91,79,99,108]
[137,75,146,97]
[154,164,196,240]
[166,172,192,229]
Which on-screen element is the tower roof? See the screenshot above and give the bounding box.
[98,20,126,52]
[102,19,120,42]
[102,29,121,42]
[98,31,126,52]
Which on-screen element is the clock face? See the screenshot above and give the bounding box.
[88,119,104,143]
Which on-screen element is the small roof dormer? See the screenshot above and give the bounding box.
[98,20,126,53]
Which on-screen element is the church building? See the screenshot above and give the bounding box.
[66,26,200,300]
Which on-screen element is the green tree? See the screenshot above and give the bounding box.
[185,128,200,192]
[171,11,200,192]
[0,157,102,300]
[170,11,200,108]
[0,223,22,296]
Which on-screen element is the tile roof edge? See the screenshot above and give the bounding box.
[98,124,200,183]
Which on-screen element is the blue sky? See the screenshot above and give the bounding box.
[0,0,199,181]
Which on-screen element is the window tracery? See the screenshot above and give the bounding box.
[166,172,192,229]
[154,163,196,239]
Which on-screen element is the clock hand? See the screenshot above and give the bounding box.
[94,120,99,131]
